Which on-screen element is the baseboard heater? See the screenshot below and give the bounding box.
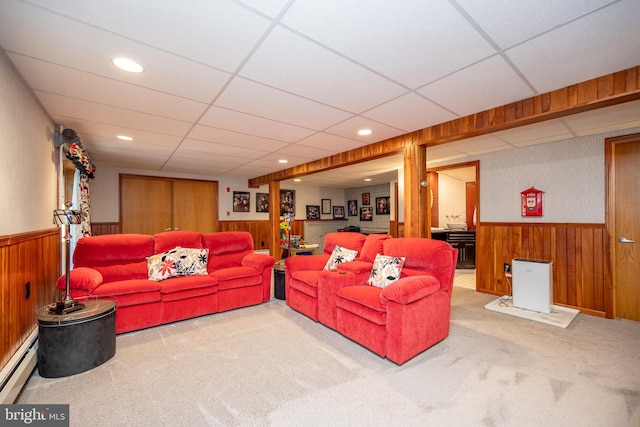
[0,329,38,404]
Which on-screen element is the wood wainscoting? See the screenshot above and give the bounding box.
[91,222,120,236]
[0,229,60,372]
[476,222,610,318]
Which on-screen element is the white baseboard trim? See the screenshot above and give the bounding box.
[0,328,38,404]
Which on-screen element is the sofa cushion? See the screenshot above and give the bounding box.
[203,232,253,270]
[90,279,162,307]
[92,261,149,282]
[336,286,386,325]
[158,275,218,294]
[211,266,262,291]
[367,254,405,288]
[324,245,358,270]
[154,231,203,253]
[73,234,154,264]
[322,232,367,255]
[359,234,392,262]
[290,270,320,287]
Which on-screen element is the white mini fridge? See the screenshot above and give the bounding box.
[512,258,552,313]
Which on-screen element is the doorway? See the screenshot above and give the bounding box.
[427,161,479,290]
[606,133,640,321]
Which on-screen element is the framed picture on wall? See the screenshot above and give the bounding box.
[233,191,250,212]
[256,193,269,213]
[375,196,390,215]
[306,205,321,220]
[347,200,358,216]
[360,206,373,221]
[321,198,332,214]
[333,206,345,219]
[362,192,370,205]
[280,190,295,216]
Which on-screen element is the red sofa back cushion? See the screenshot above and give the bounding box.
[203,231,253,270]
[153,230,204,253]
[383,238,457,292]
[73,234,153,282]
[322,232,367,256]
[359,234,392,262]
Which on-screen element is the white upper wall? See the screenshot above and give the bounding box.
[0,51,57,235]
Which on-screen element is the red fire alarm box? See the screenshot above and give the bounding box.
[521,187,544,217]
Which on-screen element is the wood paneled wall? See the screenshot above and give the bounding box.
[91,222,120,236]
[477,222,610,317]
[217,220,275,251]
[0,229,60,371]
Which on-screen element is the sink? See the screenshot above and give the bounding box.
[447,223,467,230]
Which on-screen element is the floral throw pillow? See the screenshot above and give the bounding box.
[147,246,181,281]
[175,248,209,276]
[367,253,405,288]
[147,247,209,281]
[324,245,358,270]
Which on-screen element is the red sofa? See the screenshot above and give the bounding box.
[57,231,275,334]
[286,234,457,364]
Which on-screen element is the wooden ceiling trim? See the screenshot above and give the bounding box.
[249,66,640,187]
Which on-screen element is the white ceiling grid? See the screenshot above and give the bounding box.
[0,0,638,187]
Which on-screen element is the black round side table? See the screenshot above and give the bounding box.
[36,297,116,378]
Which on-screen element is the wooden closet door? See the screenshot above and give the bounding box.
[172,180,218,233]
[120,175,173,234]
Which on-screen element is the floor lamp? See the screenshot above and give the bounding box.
[51,202,85,315]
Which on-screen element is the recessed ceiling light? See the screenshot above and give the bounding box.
[364,178,372,182]
[117,135,133,141]
[112,57,144,73]
[294,178,301,182]
[358,129,372,136]
[278,159,288,164]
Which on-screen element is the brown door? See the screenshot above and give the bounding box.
[120,175,173,234]
[612,135,640,320]
[172,180,218,233]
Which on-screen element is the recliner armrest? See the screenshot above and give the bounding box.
[380,275,440,306]
[56,267,104,293]
[241,253,276,270]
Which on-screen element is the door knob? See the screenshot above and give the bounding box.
[165,227,172,231]
[619,237,636,243]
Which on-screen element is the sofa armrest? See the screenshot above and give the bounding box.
[56,267,104,293]
[241,253,276,271]
[380,275,440,306]
[284,254,330,271]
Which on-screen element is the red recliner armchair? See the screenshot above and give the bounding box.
[335,238,457,365]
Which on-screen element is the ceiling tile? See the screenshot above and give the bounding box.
[215,77,353,130]
[324,117,405,142]
[198,106,315,143]
[362,93,458,133]
[457,0,614,48]
[25,0,272,71]
[187,125,289,151]
[418,55,534,116]
[179,139,268,159]
[240,26,407,112]
[281,0,497,88]
[506,1,640,94]
[37,92,192,136]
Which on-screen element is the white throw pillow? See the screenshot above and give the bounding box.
[147,246,182,281]
[367,253,405,288]
[175,248,209,276]
[323,245,358,270]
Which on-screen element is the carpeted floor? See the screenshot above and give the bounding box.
[17,288,640,427]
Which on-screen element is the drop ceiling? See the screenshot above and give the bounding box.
[1,0,639,188]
